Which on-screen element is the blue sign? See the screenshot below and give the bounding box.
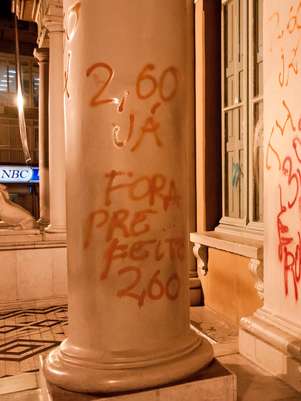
[0,166,39,183]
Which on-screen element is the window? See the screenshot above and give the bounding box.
[32,65,39,108]
[0,120,38,164]
[219,0,263,236]
[0,62,16,93]
[21,62,30,96]
[0,55,39,108]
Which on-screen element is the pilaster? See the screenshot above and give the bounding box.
[34,47,50,227]
[43,11,66,234]
[239,0,301,391]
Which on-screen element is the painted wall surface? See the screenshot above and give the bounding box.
[264,0,301,322]
[201,249,262,326]
[0,247,67,309]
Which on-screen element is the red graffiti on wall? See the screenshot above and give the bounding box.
[269,4,301,91]
[269,2,301,302]
[276,138,301,301]
[266,100,297,171]
[278,41,299,87]
[269,3,301,42]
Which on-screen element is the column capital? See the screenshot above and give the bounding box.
[33,47,49,63]
[44,15,64,33]
[42,0,64,33]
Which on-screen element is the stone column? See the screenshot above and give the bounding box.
[44,17,66,234]
[33,48,50,227]
[44,0,213,394]
[189,0,205,305]
[240,0,301,392]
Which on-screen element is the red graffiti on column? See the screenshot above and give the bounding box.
[83,170,183,307]
[86,62,180,151]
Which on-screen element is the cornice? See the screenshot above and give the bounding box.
[43,15,64,33]
[12,0,39,22]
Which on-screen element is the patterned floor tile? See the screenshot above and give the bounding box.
[0,305,68,378]
[0,339,61,362]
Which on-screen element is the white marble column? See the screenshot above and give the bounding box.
[44,0,213,394]
[34,48,50,227]
[44,17,66,234]
[240,0,301,392]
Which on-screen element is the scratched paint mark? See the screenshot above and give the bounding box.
[66,1,81,41]
[232,162,242,188]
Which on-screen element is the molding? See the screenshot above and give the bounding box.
[215,222,264,241]
[0,240,66,251]
[43,15,64,33]
[35,0,63,46]
[240,308,301,362]
[0,228,66,250]
[248,258,264,300]
[190,231,263,259]
[255,307,301,339]
[240,308,301,391]
[33,47,49,63]
[37,29,49,48]
[0,296,67,312]
[192,242,208,277]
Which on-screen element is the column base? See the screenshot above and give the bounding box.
[43,333,213,394]
[239,308,301,392]
[37,217,50,228]
[43,231,67,242]
[189,277,203,306]
[45,224,66,234]
[40,356,236,400]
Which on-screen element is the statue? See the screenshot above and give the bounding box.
[0,184,36,230]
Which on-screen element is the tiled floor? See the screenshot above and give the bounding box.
[0,305,235,380]
[0,305,68,379]
[0,305,300,401]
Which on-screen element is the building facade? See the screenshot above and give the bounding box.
[0,10,40,218]
[0,0,300,394]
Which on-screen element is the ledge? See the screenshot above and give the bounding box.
[0,229,66,250]
[190,231,263,260]
[240,309,301,362]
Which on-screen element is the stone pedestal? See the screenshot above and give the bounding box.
[239,0,301,392]
[34,47,50,227]
[43,0,213,394]
[44,15,66,234]
[40,357,236,401]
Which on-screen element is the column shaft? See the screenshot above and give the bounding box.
[45,25,66,233]
[34,48,50,226]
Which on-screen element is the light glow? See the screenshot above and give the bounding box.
[16,89,24,111]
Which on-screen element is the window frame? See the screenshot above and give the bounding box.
[217,0,263,238]
[0,53,39,109]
